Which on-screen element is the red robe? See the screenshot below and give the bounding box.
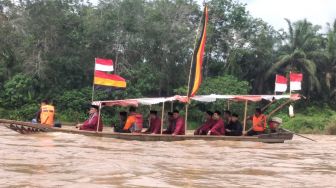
[173,117,185,135]
[146,117,161,134]
[80,113,103,132]
[194,118,215,135]
[210,118,225,136]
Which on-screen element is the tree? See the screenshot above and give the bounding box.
[264,19,323,97]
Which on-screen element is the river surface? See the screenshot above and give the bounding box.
[0,126,336,188]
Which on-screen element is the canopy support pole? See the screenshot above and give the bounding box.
[96,103,102,132]
[170,101,173,112]
[243,100,248,133]
[185,104,189,135]
[227,100,230,110]
[161,102,165,134]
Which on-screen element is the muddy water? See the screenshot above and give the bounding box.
[0,127,336,188]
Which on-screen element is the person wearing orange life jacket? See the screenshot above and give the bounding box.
[245,108,267,136]
[39,99,55,127]
[123,106,143,133]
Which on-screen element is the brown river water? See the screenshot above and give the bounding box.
[1,126,336,188]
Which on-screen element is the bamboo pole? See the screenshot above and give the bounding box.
[243,100,248,133]
[96,103,102,132]
[161,102,165,134]
[267,99,292,119]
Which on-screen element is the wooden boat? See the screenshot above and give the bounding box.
[0,119,292,143]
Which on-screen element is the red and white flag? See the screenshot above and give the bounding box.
[95,58,114,72]
[290,73,303,91]
[274,74,287,92]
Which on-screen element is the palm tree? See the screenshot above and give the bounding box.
[324,20,336,99]
[264,19,323,96]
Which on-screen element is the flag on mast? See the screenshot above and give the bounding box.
[188,5,208,97]
[95,58,114,72]
[290,73,303,91]
[94,70,126,89]
[274,74,287,92]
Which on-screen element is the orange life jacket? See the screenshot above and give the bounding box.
[40,105,55,127]
[252,114,266,132]
[123,113,143,131]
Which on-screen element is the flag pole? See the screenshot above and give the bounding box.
[289,71,292,95]
[185,5,207,134]
[92,58,96,102]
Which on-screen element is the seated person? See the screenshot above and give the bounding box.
[114,111,127,132]
[123,106,143,133]
[172,110,185,135]
[194,111,215,135]
[245,108,267,136]
[144,110,161,134]
[163,112,174,134]
[208,110,225,136]
[76,105,103,132]
[223,110,232,125]
[269,117,282,133]
[225,113,243,136]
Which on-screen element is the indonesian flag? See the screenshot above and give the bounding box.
[290,73,303,91]
[95,58,114,72]
[94,70,126,88]
[274,74,287,92]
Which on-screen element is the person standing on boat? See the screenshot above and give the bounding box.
[207,111,225,136]
[245,108,267,136]
[77,105,103,132]
[194,111,215,135]
[171,110,185,135]
[39,99,55,127]
[163,112,174,134]
[225,113,243,136]
[144,110,161,134]
[123,106,143,133]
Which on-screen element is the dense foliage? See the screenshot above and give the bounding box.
[0,0,335,126]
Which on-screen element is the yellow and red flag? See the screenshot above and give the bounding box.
[94,70,126,89]
[188,6,208,97]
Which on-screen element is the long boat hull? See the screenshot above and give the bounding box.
[0,119,291,143]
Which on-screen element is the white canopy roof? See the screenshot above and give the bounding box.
[92,94,300,107]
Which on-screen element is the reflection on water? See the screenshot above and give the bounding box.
[1,126,336,187]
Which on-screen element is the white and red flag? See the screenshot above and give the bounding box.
[95,58,114,72]
[290,73,303,91]
[274,74,287,92]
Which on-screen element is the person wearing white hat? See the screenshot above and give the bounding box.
[269,117,282,133]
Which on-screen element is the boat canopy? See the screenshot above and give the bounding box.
[92,94,300,107]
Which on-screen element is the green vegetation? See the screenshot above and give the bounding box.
[0,0,335,133]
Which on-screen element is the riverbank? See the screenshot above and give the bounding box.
[276,106,336,135]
